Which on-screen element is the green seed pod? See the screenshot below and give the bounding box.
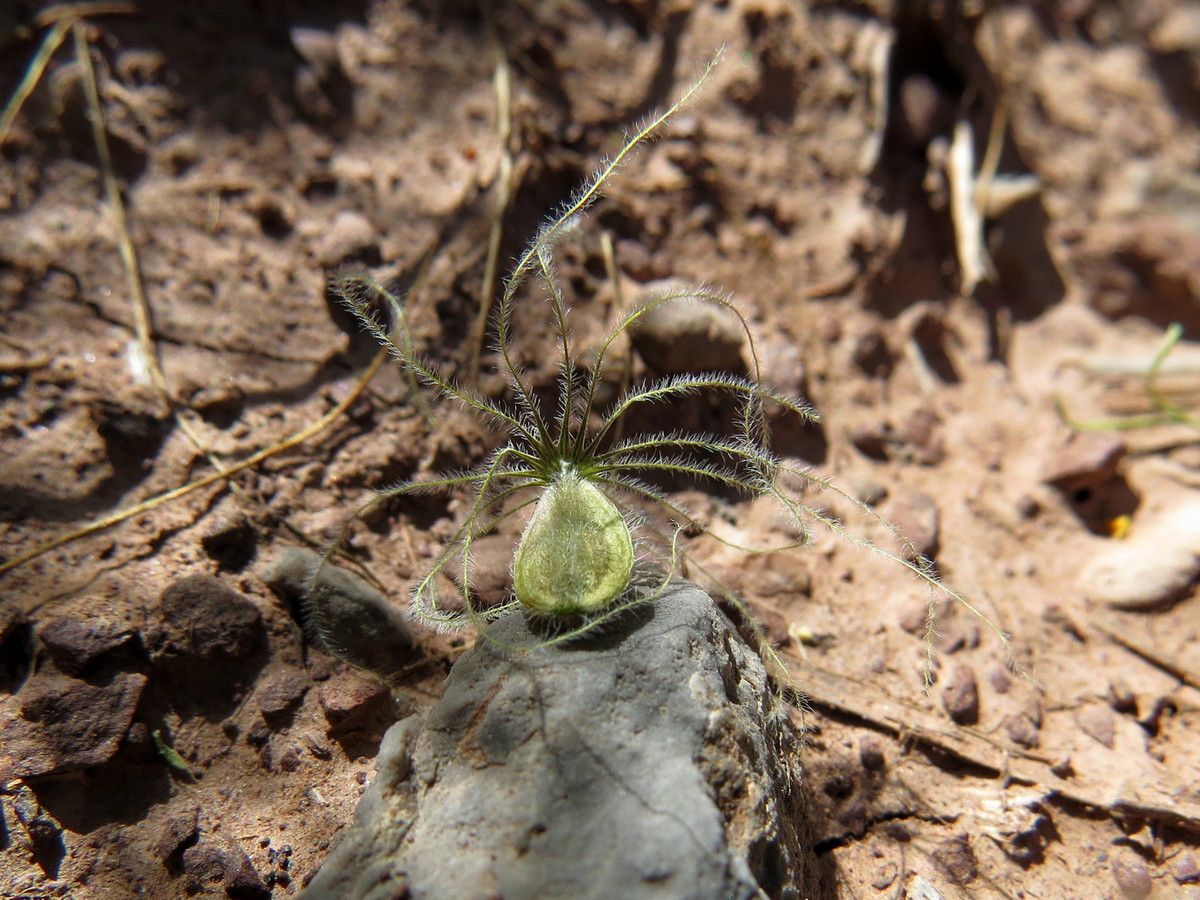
[512,471,634,615]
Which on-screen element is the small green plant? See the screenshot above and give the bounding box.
[319,54,1017,680]
[151,729,196,783]
[1057,322,1200,433]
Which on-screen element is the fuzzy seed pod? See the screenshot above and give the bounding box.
[512,472,634,615]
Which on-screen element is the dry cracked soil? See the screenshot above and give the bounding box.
[1,1,1199,898]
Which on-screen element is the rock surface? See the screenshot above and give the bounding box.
[182,841,271,899]
[629,283,747,375]
[36,613,138,675]
[153,575,264,661]
[263,547,418,681]
[317,671,396,736]
[301,581,817,900]
[0,671,147,779]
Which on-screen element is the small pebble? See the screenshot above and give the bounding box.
[154,808,199,862]
[869,862,898,891]
[318,672,394,734]
[849,329,892,378]
[895,406,945,466]
[851,478,888,507]
[154,576,264,662]
[1014,494,1041,519]
[930,834,977,886]
[200,514,258,573]
[941,664,980,725]
[896,73,953,149]
[1112,855,1152,900]
[278,747,302,772]
[937,622,977,655]
[849,423,889,461]
[1049,757,1075,778]
[256,666,311,726]
[1173,853,1200,884]
[629,281,746,375]
[184,842,271,900]
[245,720,270,747]
[37,615,136,675]
[313,211,379,266]
[1004,713,1040,749]
[182,843,226,890]
[859,739,886,772]
[304,733,333,760]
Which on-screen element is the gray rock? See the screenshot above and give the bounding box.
[444,533,516,610]
[302,581,818,900]
[313,211,378,266]
[264,547,418,683]
[629,284,747,375]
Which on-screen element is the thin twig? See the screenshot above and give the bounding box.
[73,19,280,504]
[947,118,993,296]
[0,4,137,149]
[974,100,1007,213]
[468,0,517,379]
[73,20,171,404]
[0,20,72,147]
[34,2,136,28]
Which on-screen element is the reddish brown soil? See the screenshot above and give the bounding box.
[1,2,1198,898]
